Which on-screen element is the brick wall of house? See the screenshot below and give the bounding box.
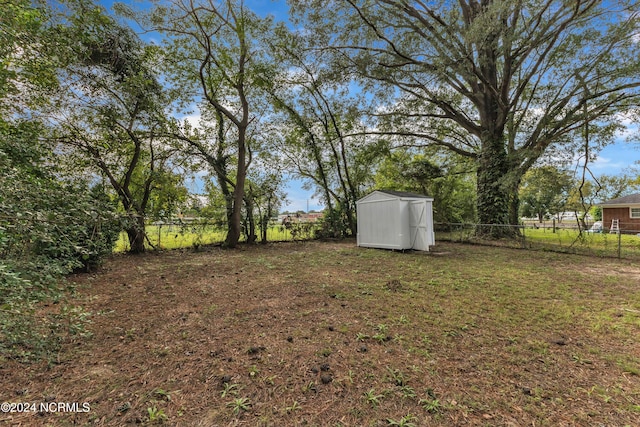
[602,207,640,233]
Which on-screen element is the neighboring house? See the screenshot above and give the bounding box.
[600,193,640,233]
[296,212,323,223]
[277,212,324,224]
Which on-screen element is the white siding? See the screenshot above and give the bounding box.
[357,197,404,249]
[356,191,435,251]
[409,200,434,251]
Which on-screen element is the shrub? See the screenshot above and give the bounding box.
[0,121,121,359]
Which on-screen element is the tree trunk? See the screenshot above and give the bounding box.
[476,136,514,238]
[260,195,273,244]
[508,182,522,227]
[225,132,247,248]
[245,197,257,244]
[126,214,146,253]
[225,187,243,248]
[578,214,588,231]
[215,173,234,228]
[343,199,357,237]
[260,212,268,244]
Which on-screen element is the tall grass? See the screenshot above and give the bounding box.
[114,224,307,252]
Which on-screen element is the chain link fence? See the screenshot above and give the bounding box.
[435,222,640,259]
[114,217,640,260]
[116,219,321,252]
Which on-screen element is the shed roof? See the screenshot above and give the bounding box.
[376,190,432,199]
[600,193,640,206]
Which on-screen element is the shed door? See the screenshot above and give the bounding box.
[409,201,430,251]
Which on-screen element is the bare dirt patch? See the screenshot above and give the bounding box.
[581,265,640,282]
[1,241,639,426]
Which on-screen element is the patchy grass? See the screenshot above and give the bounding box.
[1,241,639,426]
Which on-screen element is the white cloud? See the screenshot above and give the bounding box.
[181,112,202,130]
[590,156,629,171]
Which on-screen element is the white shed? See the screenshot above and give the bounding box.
[356,190,435,251]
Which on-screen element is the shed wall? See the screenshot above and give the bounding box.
[357,198,406,249]
[356,191,434,251]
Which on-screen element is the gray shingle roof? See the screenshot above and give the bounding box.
[601,193,640,206]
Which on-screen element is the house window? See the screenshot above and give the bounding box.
[631,208,640,219]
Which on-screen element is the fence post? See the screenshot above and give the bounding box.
[552,218,556,233]
[618,230,622,259]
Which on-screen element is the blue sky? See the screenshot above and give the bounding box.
[102,0,639,212]
[591,141,639,175]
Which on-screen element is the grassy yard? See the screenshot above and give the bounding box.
[1,241,638,426]
[437,225,640,259]
[115,225,309,252]
[523,227,640,252]
[116,222,640,260]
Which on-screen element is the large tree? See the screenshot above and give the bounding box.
[269,27,381,236]
[292,0,640,237]
[141,0,276,248]
[50,0,183,253]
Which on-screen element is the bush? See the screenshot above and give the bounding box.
[315,208,352,239]
[0,121,121,360]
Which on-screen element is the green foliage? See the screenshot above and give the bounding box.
[386,367,406,386]
[146,406,168,423]
[363,389,385,408]
[0,120,120,359]
[284,400,300,414]
[593,174,640,202]
[519,166,573,221]
[200,180,231,228]
[145,0,279,248]
[269,25,378,237]
[0,0,122,359]
[227,397,251,415]
[419,397,441,413]
[244,166,287,243]
[50,0,183,253]
[291,0,640,230]
[145,170,189,221]
[315,206,353,238]
[565,174,640,218]
[374,150,476,223]
[386,414,417,427]
[0,0,59,111]
[220,382,240,398]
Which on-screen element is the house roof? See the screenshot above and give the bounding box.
[600,193,640,206]
[376,190,432,199]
